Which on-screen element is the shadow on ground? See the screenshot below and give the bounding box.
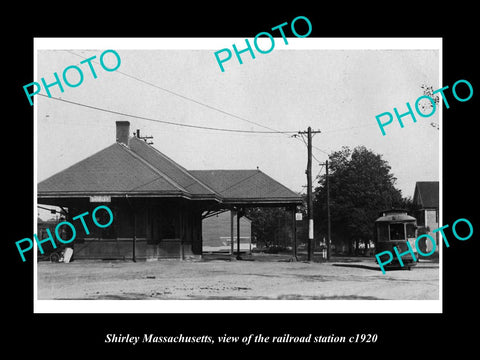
[331,263,381,271]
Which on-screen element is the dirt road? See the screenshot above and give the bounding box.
[36,254,439,300]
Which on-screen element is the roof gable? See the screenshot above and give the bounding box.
[128,137,217,197]
[38,143,184,196]
[413,181,439,208]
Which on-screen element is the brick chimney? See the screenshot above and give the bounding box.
[116,121,130,146]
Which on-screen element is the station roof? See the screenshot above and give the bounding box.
[38,135,302,206]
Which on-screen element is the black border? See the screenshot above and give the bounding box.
[7,6,478,354]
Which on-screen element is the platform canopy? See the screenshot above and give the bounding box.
[190,169,302,207]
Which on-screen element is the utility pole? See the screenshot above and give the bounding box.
[134,129,154,145]
[297,127,321,262]
[318,160,332,260]
[325,160,331,260]
[236,208,244,260]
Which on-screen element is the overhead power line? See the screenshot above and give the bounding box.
[38,94,297,134]
[64,50,289,135]
[62,50,382,146]
[49,50,332,155]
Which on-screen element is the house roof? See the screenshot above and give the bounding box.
[38,136,302,206]
[413,181,439,209]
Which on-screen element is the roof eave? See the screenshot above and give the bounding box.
[221,197,303,206]
[38,191,221,202]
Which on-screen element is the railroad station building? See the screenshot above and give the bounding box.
[38,121,302,260]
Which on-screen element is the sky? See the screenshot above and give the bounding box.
[35,38,440,218]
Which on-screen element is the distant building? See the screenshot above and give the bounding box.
[202,211,252,253]
[413,181,439,253]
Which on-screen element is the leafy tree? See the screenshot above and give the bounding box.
[314,146,405,254]
[245,207,293,248]
[420,83,440,130]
